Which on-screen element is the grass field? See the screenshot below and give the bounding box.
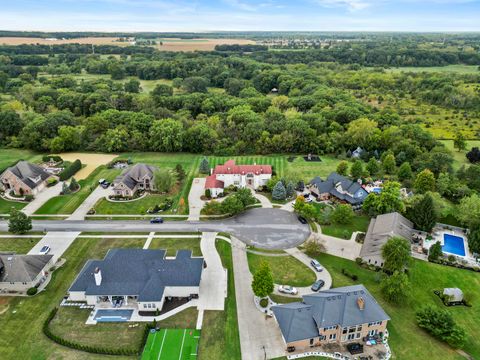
[94,194,174,214]
[0,197,26,213]
[148,237,201,256]
[385,65,480,74]
[0,237,40,253]
[247,253,316,287]
[316,252,479,360]
[0,148,42,171]
[320,214,370,239]
[142,329,200,360]
[440,139,480,170]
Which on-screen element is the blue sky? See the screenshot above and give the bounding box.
[0,0,479,32]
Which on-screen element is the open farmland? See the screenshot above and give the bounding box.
[0,37,127,45]
[154,38,255,51]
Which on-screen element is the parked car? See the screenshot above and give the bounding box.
[98,179,110,188]
[278,285,298,295]
[39,245,51,255]
[297,216,308,224]
[310,259,323,272]
[150,217,164,224]
[305,196,313,203]
[311,279,325,292]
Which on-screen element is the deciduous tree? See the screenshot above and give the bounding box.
[251,261,274,298]
[8,208,32,234]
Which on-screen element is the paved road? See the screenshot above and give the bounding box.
[1,208,310,250]
[22,182,62,215]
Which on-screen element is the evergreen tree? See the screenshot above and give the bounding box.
[428,241,443,262]
[366,158,380,177]
[350,160,363,179]
[251,261,274,298]
[336,161,349,176]
[467,227,480,255]
[397,162,413,182]
[62,181,70,195]
[411,193,437,232]
[69,177,79,192]
[8,208,32,234]
[175,164,186,181]
[272,181,286,201]
[286,181,295,198]
[199,157,210,174]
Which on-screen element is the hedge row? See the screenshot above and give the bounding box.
[59,159,82,181]
[43,307,153,356]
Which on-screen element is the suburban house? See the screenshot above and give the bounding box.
[309,172,369,206]
[351,147,365,159]
[0,253,54,292]
[205,159,272,198]
[68,249,204,312]
[360,212,414,266]
[0,161,57,196]
[113,163,157,197]
[272,285,390,350]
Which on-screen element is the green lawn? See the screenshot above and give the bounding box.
[440,139,480,170]
[316,252,478,360]
[0,237,40,254]
[142,328,200,360]
[148,237,201,256]
[269,293,302,304]
[0,197,26,214]
[35,166,121,214]
[247,253,316,287]
[321,215,370,239]
[198,239,241,359]
[94,194,175,215]
[0,148,42,171]
[385,65,480,74]
[286,155,343,182]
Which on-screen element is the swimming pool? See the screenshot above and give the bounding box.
[94,309,133,322]
[442,234,466,257]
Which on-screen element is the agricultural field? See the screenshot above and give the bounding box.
[0,37,127,45]
[316,253,480,360]
[152,38,255,52]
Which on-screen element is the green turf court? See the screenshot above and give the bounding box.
[142,328,200,360]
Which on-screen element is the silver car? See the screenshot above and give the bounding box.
[278,285,298,295]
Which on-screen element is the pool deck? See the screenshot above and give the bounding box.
[425,225,474,261]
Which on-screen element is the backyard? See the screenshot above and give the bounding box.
[148,237,202,256]
[316,253,480,360]
[0,148,42,171]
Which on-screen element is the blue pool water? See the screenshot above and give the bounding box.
[442,234,466,257]
[94,309,133,322]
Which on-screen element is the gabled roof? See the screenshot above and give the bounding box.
[272,285,390,343]
[310,172,367,205]
[2,161,51,189]
[0,254,52,283]
[69,249,204,302]
[213,160,272,176]
[360,212,413,259]
[114,163,157,190]
[205,175,224,189]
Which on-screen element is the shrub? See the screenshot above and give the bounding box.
[27,287,37,296]
[59,159,82,181]
[259,298,269,308]
[47,177,58,187]
[205,188,211,198]
[42,155,63,163]
[24,194,34,202]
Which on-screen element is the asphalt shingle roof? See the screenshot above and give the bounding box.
[3,161,51,190]
[114,163,157,190]
[310,172,367,205]
[0,254,52,283]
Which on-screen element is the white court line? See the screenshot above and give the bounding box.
[178,329,187,360]
[157,329,167,360]
[148,331,158,353]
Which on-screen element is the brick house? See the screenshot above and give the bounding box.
[0,161,56,196]
[113,163,157,197]
[272,285,389,351]
[204,160,272,198]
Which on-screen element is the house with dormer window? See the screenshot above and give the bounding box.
[309,172,369,206]
[113,163,158,197]
[0,161,57,196]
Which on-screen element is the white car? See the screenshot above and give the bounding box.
[278,285,298,295]
[39,245,51,255]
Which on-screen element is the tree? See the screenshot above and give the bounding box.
[286,181,295,198]
[69,177,79,192]
[331,204,354,225]
[397,162,413,182]
[345,118,379,150]
[272,181,286,201]
[182,76,208,93]
[251,261,274,298]
[304,239,325,257]
[152,84,173,97]
[350,160,363,179]
[336,161,349,176]
[154,169,175,193]
[467,227,480,255]
[410,194,437,232]
[149,119,184,152]
[175,164,186,182]
[381,271,409,303]
[221,195,245,215]
[124,79,140,93]
[382,153,396,174]
[362,181,405,216]
[456,193,480,229]
[414,169,435,194]
[381,237,411,273]
[428,241,443,262]
[199,157,210,174]
[61,181,70,195]
[235,188,256,207]
[8,208,32,234]
[466,147,480,163]
[366,158,380,177]
[453,132,467,152]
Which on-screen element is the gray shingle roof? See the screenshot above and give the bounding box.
[114,163,157,190]
[0,254,52,283]
[310,172,367,205]
[272,285,389,343]
[4,161,51,190]
[69,249,203,302]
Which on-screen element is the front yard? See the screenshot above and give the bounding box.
[148,237,202,256]
[94,194,178,215]
[0,197,26,214]
[0,237,40,253]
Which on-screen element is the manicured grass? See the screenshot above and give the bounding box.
[247,253,316,287]
[440,139,480,170]
[198,239,241,359]
[207,155,287,178]
[156,307,199,329]
[286,155,343,182]
[142,328,200,360]
[0,197,26,213]
[35,166,121,214]
[94,194,174,215]
[269,294,302,304]
[0,237,40,254]
[0,148,42,171]
[148,237,202,256]
[320,215,370,239]
[316,252,479,360]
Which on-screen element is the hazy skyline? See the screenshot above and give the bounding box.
[0,0,480,32]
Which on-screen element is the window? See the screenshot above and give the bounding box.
[357,325,362,331]
[143,304,147,308]
[342,328,347,334]
[329,333,337,340]
[147,304,152,308]
[369,330,377,336]
[348,327,356,333]
[356,333,361,339]
[309,338,314,346]
[347,333,355,340]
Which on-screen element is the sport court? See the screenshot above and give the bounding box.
[142,329,200,360]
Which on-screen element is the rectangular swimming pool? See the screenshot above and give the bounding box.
[94,309,134,322]
[442,234,466,257]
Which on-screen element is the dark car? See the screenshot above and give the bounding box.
[150,217,164,224]
[311,279,325,292]
[297,216,308,224]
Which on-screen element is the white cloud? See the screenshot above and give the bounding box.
[314,0,371,11]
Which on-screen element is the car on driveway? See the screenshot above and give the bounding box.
[39,245,51,255]
[310,259,323,272]
[150,217,164,224]
[278,285,298,295]
[311,279,325,292]
[98,179,110,189]
[297,216,308,224]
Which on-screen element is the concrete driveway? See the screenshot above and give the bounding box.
[231,236,286,360]
[250,189,272,208]
[28,231,80,263]
[67,185,113,220]
[188,178,206,221]
[22,182,63,215]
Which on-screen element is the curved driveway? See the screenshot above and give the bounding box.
[0,208,310,250]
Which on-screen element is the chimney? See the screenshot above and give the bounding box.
[94,267,102,286]
[357,297,365,310]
